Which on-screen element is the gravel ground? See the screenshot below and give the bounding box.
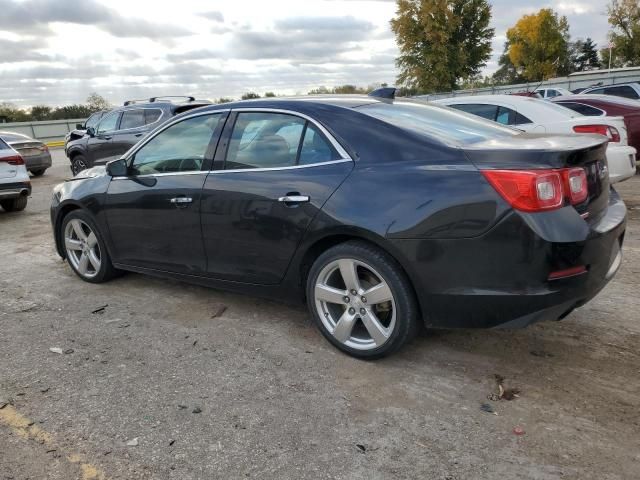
[1,150,639,480]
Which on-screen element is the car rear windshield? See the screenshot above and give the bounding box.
[0,132,29,143]
[0,138,9,149]
[357,102,520,145]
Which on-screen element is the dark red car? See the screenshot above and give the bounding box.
[552,95,640,154]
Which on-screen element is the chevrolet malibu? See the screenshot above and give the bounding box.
[50,95,626,359]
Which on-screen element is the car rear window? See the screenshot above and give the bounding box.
[0,132,29,142]
[357,102,519,145]
[0,138,10,149]
[556,102,604,116]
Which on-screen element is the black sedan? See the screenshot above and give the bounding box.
[50,95,626,358]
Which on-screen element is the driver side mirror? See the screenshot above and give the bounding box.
[76,123,83,129]
[106,158,128,177]
[86,126,95,137]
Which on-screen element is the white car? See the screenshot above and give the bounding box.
[0,137,30,212]
[535,87,573,99]
[434,95,636,184]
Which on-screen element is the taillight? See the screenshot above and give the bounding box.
[0,154,25,165]
[483,167,589,212]
[561,167,588,205]
[573,124,620,143]
[482,170,563,212]
[39,145,49,153]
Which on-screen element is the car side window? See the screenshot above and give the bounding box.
[144,109,162,125]
[451,104,498,122]
[130,113,223,175]
[556,102,604,116]
[85,112,103,129]
[298,124,340,165]
[586,87,606,95]
[96,112,120,135]
[605,86,639,99]
[120,109,146,130]
[225,113,305,169]
[495,106,512,125]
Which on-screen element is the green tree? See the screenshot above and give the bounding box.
[571,38,601,71]
[264,92,276,97]
[85,92,111,112]
[391,0,494,92]
[30,105,52,121]
[605,0,640,66]
[241,92,261,100]
[216,97,234,104]
[0,103,30,122]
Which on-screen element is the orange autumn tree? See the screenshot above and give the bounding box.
[506,8,571,81]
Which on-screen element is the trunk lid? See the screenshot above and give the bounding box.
[464,133,610,221]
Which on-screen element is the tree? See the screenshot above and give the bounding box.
[492,42,526,84]
[85,93,111,112]
[264,92,276,97]
[506,8,571,81]
[216,97,234,104]
[571,38,601,72]
[391,0,494,92]
[241,92,260,100]
[30,105,52,121]
[605,0,640,66]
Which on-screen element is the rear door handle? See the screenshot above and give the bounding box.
[134,133,144,137]
[278,195,310,203]
[170,197,193,206]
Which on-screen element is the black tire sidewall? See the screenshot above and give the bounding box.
[1,196,27,212]
[306,241,418,359]
[61,210,115,283]
[71,155,89,175]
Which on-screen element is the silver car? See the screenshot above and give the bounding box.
[0,131,52,176]
[0,138,30,212]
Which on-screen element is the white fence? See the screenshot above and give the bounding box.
[0,118,86,144]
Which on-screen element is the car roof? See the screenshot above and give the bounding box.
[0,131,32,141]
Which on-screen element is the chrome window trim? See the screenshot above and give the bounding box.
[117,107,353,179]
[111,158,353,180]
[230,107,352,161]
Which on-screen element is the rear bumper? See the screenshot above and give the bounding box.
[0,181,32,199]
[394,190,627,329]
[607,145,636,183]
[25,153,52,170]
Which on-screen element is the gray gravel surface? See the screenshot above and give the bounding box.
[1,150,639,479]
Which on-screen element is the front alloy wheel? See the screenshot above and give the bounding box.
[307,241,418,359]
[61,210,120,283]
[64,219,101,279]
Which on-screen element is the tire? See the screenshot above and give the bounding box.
[30,169,46,176]
[70,154,89,175]
[0,196,28,212]
[306,240,419,359]
[60,210,120,283]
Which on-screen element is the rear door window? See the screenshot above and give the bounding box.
[120,109,146,130]
[450,104,498,121]
[144,109,163,125]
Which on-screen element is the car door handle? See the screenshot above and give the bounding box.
[278,195,310,203]
[102,136,112,140]
[134,133,143,137]
[170,197,193,206]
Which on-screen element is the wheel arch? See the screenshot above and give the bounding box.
[53,202,84,258]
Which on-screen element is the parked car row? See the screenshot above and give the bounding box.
[434,94,637,183]
[0,137,31,212]
[51,89,627,358]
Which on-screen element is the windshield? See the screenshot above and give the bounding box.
[357,101,520,145]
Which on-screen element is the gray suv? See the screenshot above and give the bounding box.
[65,96,211,175]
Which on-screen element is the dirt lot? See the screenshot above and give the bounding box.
[1,149,639,480]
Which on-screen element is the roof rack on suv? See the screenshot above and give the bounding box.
[123,96,197,106]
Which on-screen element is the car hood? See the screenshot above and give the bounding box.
[70,165,107,180]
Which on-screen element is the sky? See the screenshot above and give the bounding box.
[0,0,612,107]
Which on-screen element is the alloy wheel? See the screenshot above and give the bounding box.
[64,219,101,279]
[314,258,396,351]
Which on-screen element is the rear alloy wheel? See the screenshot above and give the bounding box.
[0,196,28,212]
[307,241,418,359]
[61,211,119,283]
[71,155,89,175]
